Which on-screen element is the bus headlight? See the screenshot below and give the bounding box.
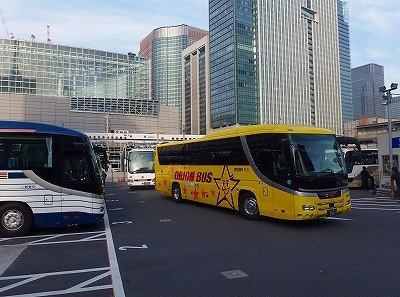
[302,205,315,211]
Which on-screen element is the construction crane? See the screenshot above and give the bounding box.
[47,25,51,43]
[0,9,12,39]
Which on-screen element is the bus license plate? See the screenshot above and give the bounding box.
[327,209,336,217]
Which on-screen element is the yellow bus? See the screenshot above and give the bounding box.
[155,124,357,220]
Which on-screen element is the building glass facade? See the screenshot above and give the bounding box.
[209,0,343,134]
[139,25,208,129]
[338,0,353,123]
[209,0,258,128]
[351,63,385,120]
[0,38,155,116]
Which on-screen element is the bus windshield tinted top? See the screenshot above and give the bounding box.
[291,134,345,176]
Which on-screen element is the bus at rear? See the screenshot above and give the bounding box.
[126,148,155,189]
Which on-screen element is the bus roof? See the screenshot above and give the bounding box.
[0,120,85,137]
[156,124,334,147]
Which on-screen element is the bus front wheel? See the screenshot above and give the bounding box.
[239,192,260,220]
[172,183,183,203]
[0,203,33,237]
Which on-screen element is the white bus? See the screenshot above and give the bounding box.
[126,148,155,188]
[0,121,105,237]
[343,148,378,188]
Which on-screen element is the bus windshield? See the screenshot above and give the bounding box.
[128,150,154,174]
[290,134,345,177]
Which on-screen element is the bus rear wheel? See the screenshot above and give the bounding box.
[0,203,33,237]
[239,192,260,220]
[172,183,183,203]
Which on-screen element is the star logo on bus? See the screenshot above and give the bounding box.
[214,165,240,209]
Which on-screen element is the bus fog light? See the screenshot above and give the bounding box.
[302,205,315,211]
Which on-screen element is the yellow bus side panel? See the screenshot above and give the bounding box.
[155,165,351,220]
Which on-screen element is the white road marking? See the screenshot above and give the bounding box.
[104,205,126,297]
[0,267,113,296]
[119,245,148,251]
[323,217,354,221]
[352,207,400,211]
[112,221,133,225]
[0,232,106,247]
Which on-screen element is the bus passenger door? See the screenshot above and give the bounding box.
[271,147,296,220]
[271,188,295,220]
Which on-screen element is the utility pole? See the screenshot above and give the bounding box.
[380,83,398,175]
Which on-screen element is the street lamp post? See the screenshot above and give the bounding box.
[380,83,398,176]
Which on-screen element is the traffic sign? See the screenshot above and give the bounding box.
[392,137,400,148]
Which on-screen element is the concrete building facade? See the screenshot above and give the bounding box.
[182,35,211,135]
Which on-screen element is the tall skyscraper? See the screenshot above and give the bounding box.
[209,0,343,134]
[351,63,385,120]
[139,25,208,129]
[182,36,210,135]
[338,0,353,123]
[209,0,258,128]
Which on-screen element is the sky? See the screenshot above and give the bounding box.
[0,0,399,87]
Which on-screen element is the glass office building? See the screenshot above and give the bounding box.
[139,25,208,129]
[0,38,155,116]
[209,0,258,128]
[209,0,343,134]
[338,0,353,123]
[351,63,385,120]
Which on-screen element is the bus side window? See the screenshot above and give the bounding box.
[7,156,19,169]
[274,152,290,176]
[252,150,273,177]
[63,160,77,181]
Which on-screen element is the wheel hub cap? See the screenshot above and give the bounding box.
[244,198,258,215]
[2,210,24,231]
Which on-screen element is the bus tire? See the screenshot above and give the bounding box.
[239,192,260,220]
[0,203,33,237]
[172,183,183,203]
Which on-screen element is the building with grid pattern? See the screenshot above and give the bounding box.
[351,63,385,120]
[139,25,208,130]
[0,38,180,133]
[182,35,210,135]
[337,0,353,123]
[209,0,344,134]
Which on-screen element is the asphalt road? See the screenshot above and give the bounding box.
[0,184,399,297]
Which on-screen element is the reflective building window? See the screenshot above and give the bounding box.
[0,38,153,115]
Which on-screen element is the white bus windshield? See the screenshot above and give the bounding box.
[128,151,154,173]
